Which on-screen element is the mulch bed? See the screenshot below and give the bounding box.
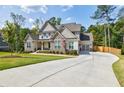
[0,55,29,58]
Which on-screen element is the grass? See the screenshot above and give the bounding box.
[113,52,124,87]
[0,52,69,71]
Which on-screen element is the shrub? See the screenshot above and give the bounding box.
[36,50,78,55]
[70,50,78,55]
[53,51,55,54]
[72,50,77,55]
[121,44,124,55]
[69,50,73,55]
[37,50,50,53]
[55,51,59,54]
[65,50,78,55]
[49,50,52,53]
[65,50,69,55]
[60,51,63,54]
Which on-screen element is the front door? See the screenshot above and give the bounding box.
[43,42,50,50]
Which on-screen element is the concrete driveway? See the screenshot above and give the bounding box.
[0,52,120,87]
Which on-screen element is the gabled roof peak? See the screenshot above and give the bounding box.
[62,23,77,25]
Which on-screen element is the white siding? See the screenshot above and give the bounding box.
[74,41,79,50]
[39,32,55,39]
[61,28,76,38]
[24,36,35,52]
[43,23,56,32]
[52,33,65,51]
[66,39,79,51]
[80,41,93,49]
[73,32,80,39]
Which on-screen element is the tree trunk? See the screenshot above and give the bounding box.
[107,24,110,52]
[9,43,13,56]
[104,25,107,47]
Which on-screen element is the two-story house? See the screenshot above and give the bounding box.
[24,21,93,54]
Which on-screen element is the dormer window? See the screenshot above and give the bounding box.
[46,35,48,38]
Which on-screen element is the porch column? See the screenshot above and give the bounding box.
[51,40,54,50]
[36,41,38,51]
[41,41,43,50]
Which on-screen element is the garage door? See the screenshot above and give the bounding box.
[82,45,90,51]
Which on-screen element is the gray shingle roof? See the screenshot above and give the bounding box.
[29,33,39,40]
[40,21,58,32]
[80,33,93,41]
[40,21,81,32]
[61,23,81,32]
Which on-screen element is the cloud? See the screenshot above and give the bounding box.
[62,5,73,12]
[40,5,48,14]
[29,18,34,23]
[20,5,48,14]
[20,5,34,14]
[117,5,124,9]
[65,17,72,21]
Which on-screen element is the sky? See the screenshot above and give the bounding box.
[0,5,121,29]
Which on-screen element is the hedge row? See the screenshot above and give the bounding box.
[37,50,78,55]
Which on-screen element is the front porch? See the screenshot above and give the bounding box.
[34,40,51,51]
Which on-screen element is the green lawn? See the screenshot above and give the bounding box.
[113,53,124,87]
[0,52,69,71]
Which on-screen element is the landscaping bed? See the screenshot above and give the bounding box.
[37,50,78,56]
[0,55,27,58]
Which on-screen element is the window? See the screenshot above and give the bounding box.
[55,41,61,49]
[27,42,31,48]
[46,35,48,38]
[69,41,74,49]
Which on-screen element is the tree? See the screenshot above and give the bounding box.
[121,44,124,55]
[81,26,86,32]
[117,6,124,45]
[87,24,104,46]
[56,18,61,25]
[10,12,25,26]
[32,18,43,34]
[111,17,124,48]
[19,28,30,51]
[10,12,26,52]
[91,5,116,50]
[48,17,61,26]
[1,21,16,55]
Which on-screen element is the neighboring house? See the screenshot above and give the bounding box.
[24,21,93,54]
[0,33,9,51]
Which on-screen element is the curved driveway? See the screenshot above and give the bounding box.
[0,52,120,87]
